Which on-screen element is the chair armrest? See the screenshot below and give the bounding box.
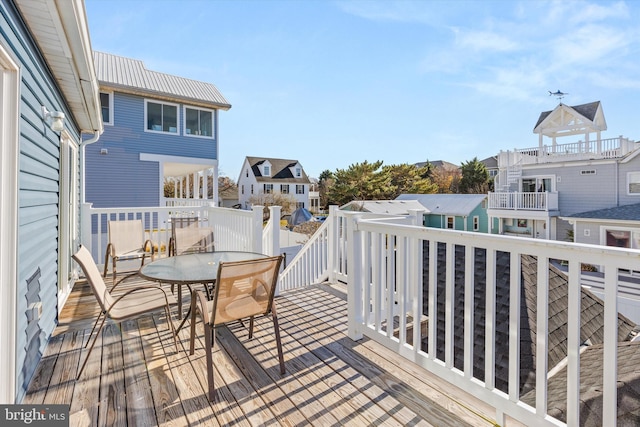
[192,289,211,325]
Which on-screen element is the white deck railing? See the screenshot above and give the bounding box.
[343,213,640,427]
[80,204,278,265]
[487,191,559,211]
[500,137,635,167]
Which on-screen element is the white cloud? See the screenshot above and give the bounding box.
[455,29,519,52]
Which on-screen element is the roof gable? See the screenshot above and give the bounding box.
[533,101,607,138]
[245,156,310,183]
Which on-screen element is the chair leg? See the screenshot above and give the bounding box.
[248,316,254,339]
[189,296,198,355]
[204,322,216,401]
[103,251,110,278]
[271,304,285,375]
[164,306,178,353]
[85,311,105,348]
[78,314,109,379]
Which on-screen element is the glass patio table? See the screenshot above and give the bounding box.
[138,251,268,330]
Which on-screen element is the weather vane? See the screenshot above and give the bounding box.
[548,90,568,101]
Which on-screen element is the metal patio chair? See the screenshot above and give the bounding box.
[103,219,154,287]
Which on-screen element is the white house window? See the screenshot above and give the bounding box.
[100,92,113,125]
[145,100,178,133]
[281,184,289,194]
[446,216,454,229]
[473,216,479,231]
[296,202,305,209]
[184,107,213,137]
[295,167,301,177]
[241,185,244,195]
[264,184,273,194]
[263,166,271,176]
[628,172,640,194]
[296,185,305,194]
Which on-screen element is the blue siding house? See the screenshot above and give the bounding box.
[396,194,489,232]
[86,52,231,208]
[0,0,102,403]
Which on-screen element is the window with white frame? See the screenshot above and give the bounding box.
[264,184,273,194]
[295,167,301,177]
[145,100,178,133]
[602,226,640,249]
[628,172,640,195]
[296,202,305,209]
[263,165,271,176]
[241,185,244,195]
[184,107,213,137]
[100,92,113,125]
[473,216,479,231]
[446,216,454,229]
[296,185,305,194]
[281,184,289,194]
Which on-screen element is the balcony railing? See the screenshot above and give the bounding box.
[80,204,280,266]
[280,207,640,426]
[487,191,559,211]
[499,136,636,167]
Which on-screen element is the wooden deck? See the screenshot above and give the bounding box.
[24,273,499,426]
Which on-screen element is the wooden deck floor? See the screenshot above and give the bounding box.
[24,273,498,426]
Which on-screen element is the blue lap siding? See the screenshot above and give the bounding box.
[1,0,82,402]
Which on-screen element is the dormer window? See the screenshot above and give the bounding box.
[295,167,301,177]
[263,165,271,176]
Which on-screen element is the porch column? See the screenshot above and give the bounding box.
[203,169,208,200]
[193,172,199,199]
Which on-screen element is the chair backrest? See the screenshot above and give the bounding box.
[72,245,115,312]
[108,220,145,254]
[171,217,211,254]
[210,255,283,326]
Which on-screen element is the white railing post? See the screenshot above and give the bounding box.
[81,202,93,252]
[327,205,338,282]
[347,213,364,340]
[268,205,280,256]
[251,205,264,254]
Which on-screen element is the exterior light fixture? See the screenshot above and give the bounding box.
[41,106,65,132]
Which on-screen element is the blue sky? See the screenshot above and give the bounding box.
[85,0,640,180]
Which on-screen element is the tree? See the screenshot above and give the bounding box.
[380,163,437,198]
[430,165,461,193]
[459,157,489,194]
[327,160,389,206]
[318,169,334,210]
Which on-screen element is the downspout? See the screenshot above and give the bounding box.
[80,131,100,204]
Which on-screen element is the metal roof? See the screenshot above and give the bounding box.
[396,194,487,216]
[94,51,231,110]
[340,199,428,215]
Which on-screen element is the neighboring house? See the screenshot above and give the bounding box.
[487,101,640,240]
[396,194,489,232]
[0,0,103,403]
[219,185,239,208]
[86,51,231,208]
[561,203,640,248]
[309,182,321,214]
[480,155,498,180]
[238,157,311,210]
[340,199,427,215]
[414,159,459,171]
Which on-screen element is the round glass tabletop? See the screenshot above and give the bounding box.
[138,251,267,284]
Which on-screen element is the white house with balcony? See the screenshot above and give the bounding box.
[238,156,311,211]
[487,101,640,241]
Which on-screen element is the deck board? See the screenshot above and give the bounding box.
[25,273,498,426]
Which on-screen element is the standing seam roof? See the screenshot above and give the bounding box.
[94,51,231,109]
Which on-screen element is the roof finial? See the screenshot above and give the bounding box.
[548,90,568,101]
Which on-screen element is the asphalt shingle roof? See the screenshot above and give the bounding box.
[565,203,640,221]
[246,156,310,184]
[534,101,601,130]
